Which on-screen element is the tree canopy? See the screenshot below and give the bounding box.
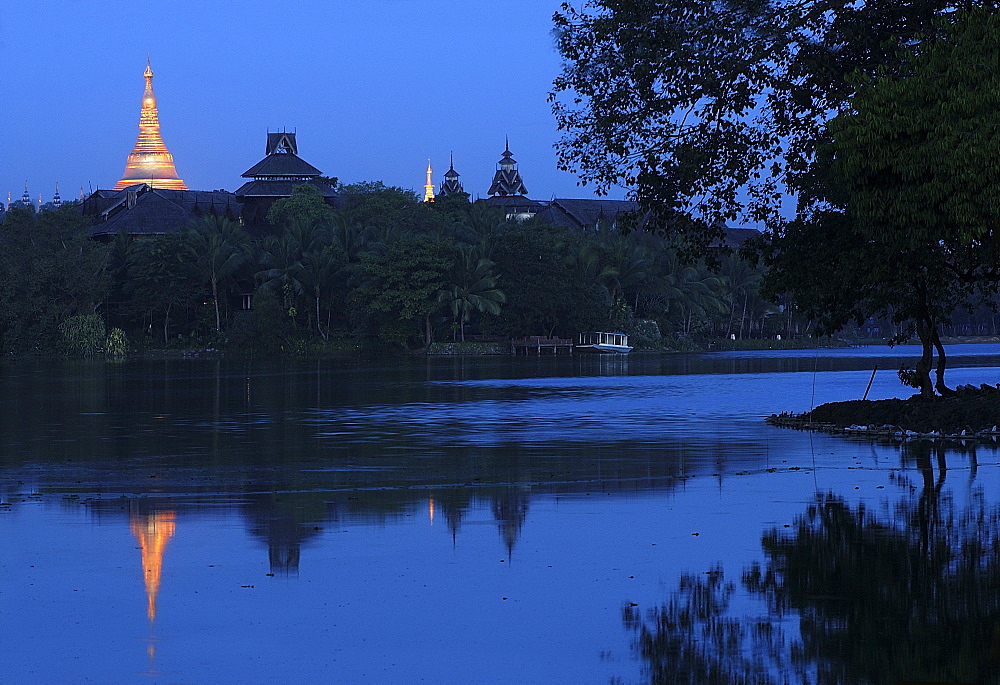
[550,0,998,244]
[761,9,1000,395]
[0,204,110,355]
[553,1,1000,393]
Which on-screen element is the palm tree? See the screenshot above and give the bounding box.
[439,245,506,342]
[597,237,653,311]
[300,245,342,339]
[719,254,762,339]
[564,240,603,285]
[460,203,510,258]
[286,217,330,257]
[661,256,728,336]
[256,233,305,311]
[330,215,372,272]
[182,216,248,332]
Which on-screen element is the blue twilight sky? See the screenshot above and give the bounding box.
[0,1,624,206]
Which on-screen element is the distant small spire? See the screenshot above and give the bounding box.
[423,159,436,202]
[53,182,62,207]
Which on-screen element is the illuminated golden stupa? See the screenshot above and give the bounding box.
[423,160,435,203]
[114,59,187,191]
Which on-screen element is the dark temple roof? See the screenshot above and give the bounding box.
[86,184,242,238]
[534,197,761,245]
[267,131,298,155]
[234,178,337,199]
[482,194,544,213]
[241,152,322,179]
[534,198,640,231]
[721,226,761,247]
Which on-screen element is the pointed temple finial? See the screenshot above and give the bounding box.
[439,153,464,197]
[423,159,436,203]
[53,182,62,207]
[488,141,527,197]
[114,58,188,191]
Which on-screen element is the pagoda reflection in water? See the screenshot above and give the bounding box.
[129,506,176,675]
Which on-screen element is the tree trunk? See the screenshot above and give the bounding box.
[425,314,432,348]
[163,302,171,345]
[315,286,326,340]
[739,293,748,340]
[932,327,952,395]
[914,317,935,398]
[212,277,221,332]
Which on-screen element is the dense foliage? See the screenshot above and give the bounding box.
[0,186,794,356]
[0,206,111,355]
[553,0,1000,394]
[551,0,998,232]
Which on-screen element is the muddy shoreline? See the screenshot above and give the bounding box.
[769,385,1000,439]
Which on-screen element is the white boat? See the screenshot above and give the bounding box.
[575,331,633,354]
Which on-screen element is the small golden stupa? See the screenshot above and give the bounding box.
[114,58,188,191]
[423,159,435,202]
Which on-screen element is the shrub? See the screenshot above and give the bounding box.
[59,314,106,357]
[105,328,128,357]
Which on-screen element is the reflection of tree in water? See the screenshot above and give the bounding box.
[624,565,789,684]
[627,449,1000,683]
[492,487,529,560]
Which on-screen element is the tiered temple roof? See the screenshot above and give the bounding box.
[484,141,542,219]
[438,154,464,196]
[114,59,188,191]
[235,132,336,231]
[487,140,527,197]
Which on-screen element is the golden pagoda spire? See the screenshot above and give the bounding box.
[423,159,435,202]
[114,58,188,191]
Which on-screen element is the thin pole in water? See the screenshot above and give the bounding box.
[862,365,878,401]
[810,350,819,414]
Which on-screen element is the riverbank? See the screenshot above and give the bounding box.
[768,385,1000,439]
[91,334,1000,359]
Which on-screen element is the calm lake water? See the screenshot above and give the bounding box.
[2,345,1000,683]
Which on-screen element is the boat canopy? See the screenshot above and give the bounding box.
[578,331,629,346]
